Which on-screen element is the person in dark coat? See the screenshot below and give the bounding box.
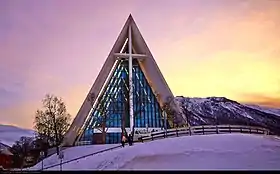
[125,132,128,140]
[128,134,133,146]
[121,134,127,147]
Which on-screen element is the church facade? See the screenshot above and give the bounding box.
[62,15,183,147]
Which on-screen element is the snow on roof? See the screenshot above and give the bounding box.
[0,148,13,156]
[0,143,13,156]
[29,134,280,170]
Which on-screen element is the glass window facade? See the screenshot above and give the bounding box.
[105,133,122,144]
[78,59,170,144]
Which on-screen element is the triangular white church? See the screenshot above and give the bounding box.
[62,15,182,146]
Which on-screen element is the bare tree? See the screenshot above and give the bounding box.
[162,96,184,128]
[131,95,147,138]
[87,92,122,144]
[86,90,145,143]
[33,94,71,155]
[94,96,113,143]
[85,85,148,143]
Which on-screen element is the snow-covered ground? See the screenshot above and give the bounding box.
[30,134,280,170]
[29,144,120,170]
[0,124,35,146]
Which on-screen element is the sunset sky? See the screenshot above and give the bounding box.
[1,0,280,129]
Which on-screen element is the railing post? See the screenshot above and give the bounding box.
[60,159,62,171]
[152,135,154,140]
[249,127,251,134]
[216,125,219,134]
[202,126,205,135]
[176,128,179,137]
[240,127,242,133]
[189,127,192,136]
[229,125,231,133]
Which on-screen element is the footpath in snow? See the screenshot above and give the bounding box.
[30,134,280,170]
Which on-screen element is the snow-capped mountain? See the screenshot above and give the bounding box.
[176,96,280,135]
[0,124,35,147]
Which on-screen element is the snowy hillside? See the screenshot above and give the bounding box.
[0,124,35,147]
[245,104,280,116]
[176,97,280,135]
[29,134,280,170]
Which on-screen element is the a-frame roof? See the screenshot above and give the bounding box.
[62,15,174,146]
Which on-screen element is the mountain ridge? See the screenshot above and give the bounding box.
[175,96,280,135]
[0,124,35,147]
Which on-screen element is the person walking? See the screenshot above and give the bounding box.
[128,134,133,146]
[121,134,127,147]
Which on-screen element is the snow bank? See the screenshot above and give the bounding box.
[31,134,280,170]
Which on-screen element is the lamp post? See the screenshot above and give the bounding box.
[164,111,167,134]
[40,151,44,170]
[58,149,64,171]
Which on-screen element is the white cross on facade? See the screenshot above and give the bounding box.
[113,25,147,134]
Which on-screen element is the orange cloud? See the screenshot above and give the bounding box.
[0,102,41,129]
[240,94,280,108]
[0,84,90,129]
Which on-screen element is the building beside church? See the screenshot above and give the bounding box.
[0,143,13,169]
[62,15,185,147]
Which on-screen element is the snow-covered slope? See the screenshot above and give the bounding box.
[30,144,119,169]
[0,124,35,147]
[176,97,280,135]
[245,104,280,116]
[29,134,280,170]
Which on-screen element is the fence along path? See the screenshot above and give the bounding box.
[31,124,269,171]
[139,124,270,142]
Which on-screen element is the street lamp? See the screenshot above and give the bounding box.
[58,148,64,171]
[40,151,44,170]
[164,111,167,135]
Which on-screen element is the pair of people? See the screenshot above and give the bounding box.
[121,133,133,147]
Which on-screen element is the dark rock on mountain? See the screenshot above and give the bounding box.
[175,96,280,135]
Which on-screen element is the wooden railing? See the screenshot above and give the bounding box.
[138,125,270,142]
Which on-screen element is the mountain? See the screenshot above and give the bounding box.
[0,124,35,147]
[175,96,280,135]
[1,97,279,147]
